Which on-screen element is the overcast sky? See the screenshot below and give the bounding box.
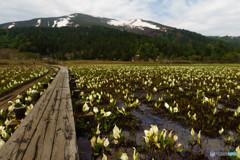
[1,0,240,36]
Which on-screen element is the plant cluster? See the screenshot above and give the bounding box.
[0,68,57,150]
[68,64,240,159]
[0,65,49,96]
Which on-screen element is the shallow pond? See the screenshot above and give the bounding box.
[130,104,236,159]
[77,104,237,160]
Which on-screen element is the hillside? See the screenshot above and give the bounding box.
[0,13,211,44]
[0,13,239,62]
[211,36,240,51]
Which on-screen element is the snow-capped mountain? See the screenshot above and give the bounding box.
[0,13,109,29]
[0,13,217,62]
[3,13,213,43]
[0,13,172,35]
[108,18,167,32]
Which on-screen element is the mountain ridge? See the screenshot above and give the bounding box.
[0,13,183,37]
[0,13,171,30]
[0,13,212,45]
[0,13,239,62]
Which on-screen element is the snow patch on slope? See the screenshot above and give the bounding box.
[131,19,159,30]
[107,19,134,27]
[52,14,76,28]
[52,20,57,27]
[36,19,41,27]
[108,18,160,30]
[8,23,15,29]
[69,14,76,18]
[56,18,69,27]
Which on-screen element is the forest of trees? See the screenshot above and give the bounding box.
[0,26,240,62]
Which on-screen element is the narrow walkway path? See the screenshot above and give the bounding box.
[0,68,54,110]
[0,66,79,160]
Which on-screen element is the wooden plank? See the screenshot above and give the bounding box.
[62,68,69,89]
[37,74,65,160]
[64,69,78,160]
[65,90,78,159]
[18,72,64,160]
[22,89,62,160]
[51,88,69,160]
[51,69,78,160]
[21,70,65,160]
[51,88,78,160]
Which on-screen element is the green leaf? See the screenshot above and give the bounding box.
[177,148,184,152]
[104,122,108,131]
[95,143,101,153]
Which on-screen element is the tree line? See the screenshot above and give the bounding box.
[0,27,239,62]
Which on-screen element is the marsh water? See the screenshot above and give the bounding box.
[131,104,235,159]
[77,104,236,159]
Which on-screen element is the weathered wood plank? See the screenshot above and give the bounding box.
[17,71,64,160]
[62,68,70,89]
[51,89,69,160]
[22,90,62,159]
[0,66,79,160]
[63,71,78,159]
[65,91,78,159]
[37,73,66,160]
[18,73,64,160]
[51,73,78,160]
[25,69,65,160]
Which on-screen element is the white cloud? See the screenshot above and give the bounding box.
[0,0,240,36]
[0,0,153,22]
[156,0,240,36]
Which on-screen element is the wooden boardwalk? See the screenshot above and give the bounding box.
[0,66,79,160]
